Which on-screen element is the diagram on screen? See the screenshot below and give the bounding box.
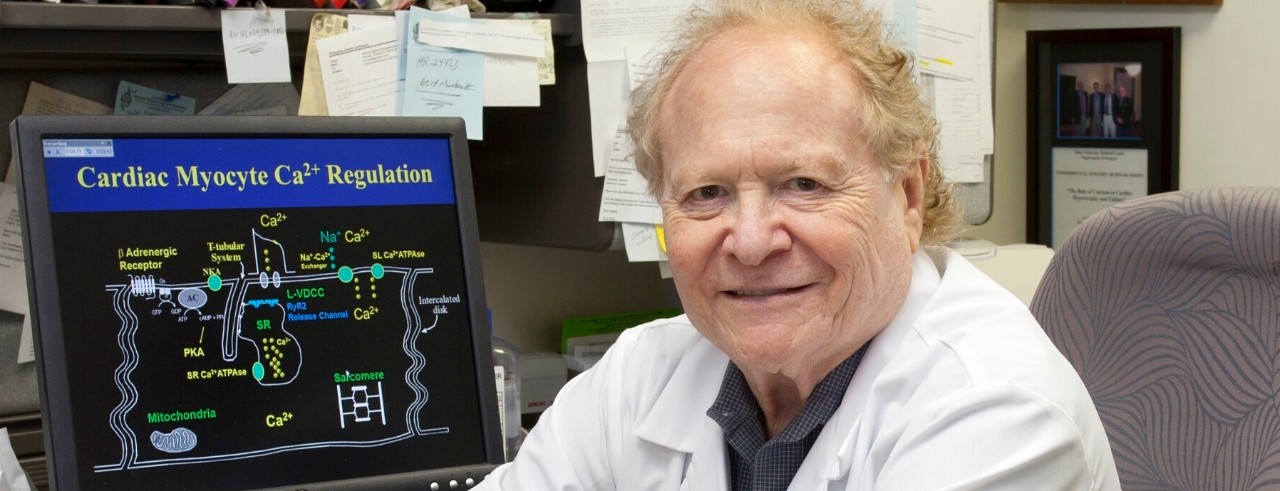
[90,212,469,473]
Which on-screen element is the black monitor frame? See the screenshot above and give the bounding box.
[10,115,503,490]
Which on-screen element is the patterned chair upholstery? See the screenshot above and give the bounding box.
[1030,187,1280,491]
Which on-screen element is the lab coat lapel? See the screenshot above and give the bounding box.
[634,337,731,490]
[786,251,943,490]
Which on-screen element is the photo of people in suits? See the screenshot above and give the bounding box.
[1056,62,1142,140]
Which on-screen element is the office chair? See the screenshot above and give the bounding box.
[1030,187,1280,491]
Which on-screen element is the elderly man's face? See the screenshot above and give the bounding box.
[656,26,924,378]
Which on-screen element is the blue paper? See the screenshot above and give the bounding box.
[114,81,197,116]
[401,7,484,140]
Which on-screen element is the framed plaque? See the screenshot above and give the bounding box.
[1026,27,1180,247]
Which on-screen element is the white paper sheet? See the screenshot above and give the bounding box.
[916,0,979,81]
[0,184,32,364]
[198,83,300,116]
[486,18,555,83]
[347,13,396,32]
[220,9,292,84]
[624,42,662,92]
[587,60,629,177]
[482,54,540,107]
[1051,147,1148,248]
[420,18,545,58]
[476,20,541,107]
[316,23,402,117]
[0,427,33,491]
[599,126,662,224]
[621,223,668,263]
[21,81,111,116]
[935,76,986,183]
[580,0,693,62]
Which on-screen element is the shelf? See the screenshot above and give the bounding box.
[0,3,574,62]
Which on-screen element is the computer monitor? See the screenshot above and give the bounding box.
[9,115,502,490]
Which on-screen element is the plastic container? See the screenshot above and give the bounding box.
[490,317,523,461]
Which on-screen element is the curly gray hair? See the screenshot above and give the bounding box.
[627,0,966,245]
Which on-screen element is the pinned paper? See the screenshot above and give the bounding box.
[599,125,661,224]
[220,9,292,84]
[316,22,401,117]
[113,81,196,115]
[0,184,32,364]
[580,0,691,63]
[347,13,396,32]
[298,13,349,116]
[22,81,111,116]
[529,19,556,85]
[402,7,485,139]
[419,18,545,58]
[476,19,540,107]
[916,0,980,81]
[199,83,300,116]
[622,223,668,263]
[482,54,540,107]
[486,18,555,87]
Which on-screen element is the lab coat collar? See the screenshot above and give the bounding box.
[787,249,943,488]
[635,251,945,489]
[634,333,731,488]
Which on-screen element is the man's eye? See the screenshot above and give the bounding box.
[692,185,722,201]
[786,178,821,192]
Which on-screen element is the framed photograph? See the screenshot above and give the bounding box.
[1026,27,1180,247]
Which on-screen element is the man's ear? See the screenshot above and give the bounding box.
[900,148,927,253]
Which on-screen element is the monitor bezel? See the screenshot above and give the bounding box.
[9,114,503,490]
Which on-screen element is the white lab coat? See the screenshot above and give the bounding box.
[478,247,1120,490]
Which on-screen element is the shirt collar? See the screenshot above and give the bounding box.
[708,343,870,445]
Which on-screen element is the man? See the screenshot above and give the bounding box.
[478,1,1120,489]
[1075,79,1090,136]
[1101,84,1117,138]
[1114,84,1135,137]
[1089,81,1105,137]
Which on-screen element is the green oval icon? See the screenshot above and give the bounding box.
[338,266,354,283]
[252,361,265,381]
[371,263,385,279]
[208,274,223,292]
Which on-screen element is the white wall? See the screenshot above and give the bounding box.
[970,1,1280,245]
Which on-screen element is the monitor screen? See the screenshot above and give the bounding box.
[10,115,502,490]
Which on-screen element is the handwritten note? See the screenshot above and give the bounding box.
[622,222,668,263]
[402,7,484,139]
[220,9,292,84]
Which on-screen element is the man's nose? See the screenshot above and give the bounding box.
[724,198,791,266]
